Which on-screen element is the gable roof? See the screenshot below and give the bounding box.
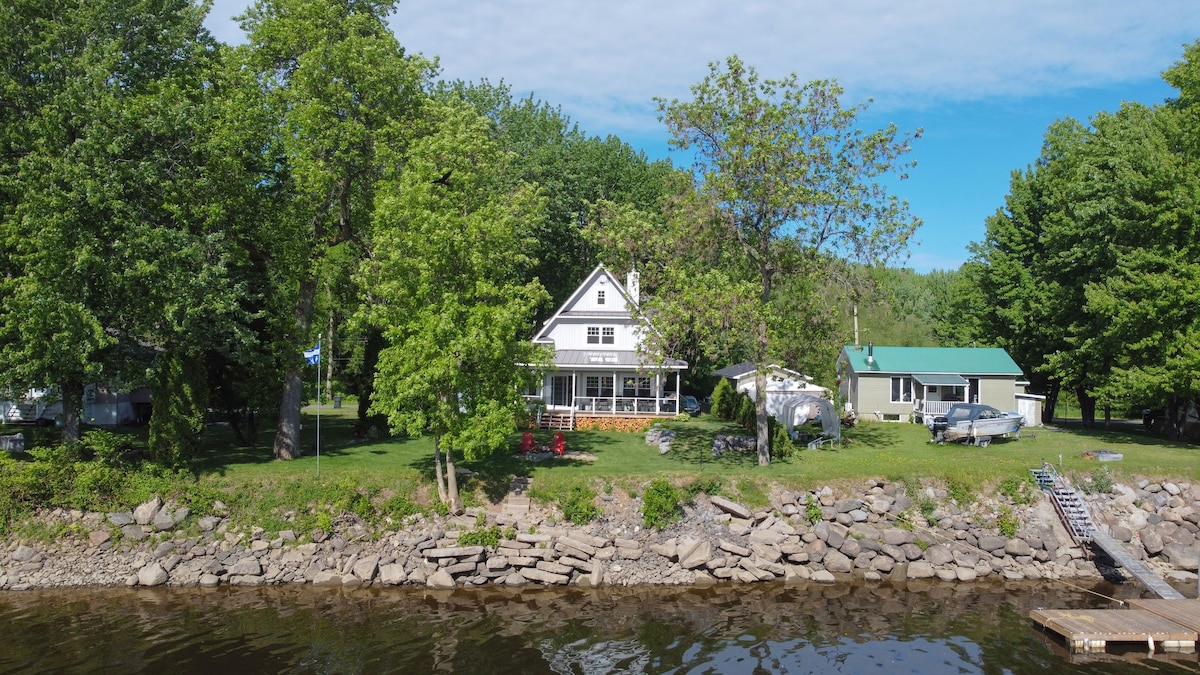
[713,362,809,381]
[533,264,633,344]
[840,345,1024,377]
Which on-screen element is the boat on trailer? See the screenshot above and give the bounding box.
[928,403,1023,447]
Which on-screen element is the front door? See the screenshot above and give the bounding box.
[551,376,573,407]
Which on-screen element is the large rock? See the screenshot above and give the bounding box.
[1162,543,1200,570]
[977,536,1007,553]
[427,568,456,589]
[133,496,164,526]
[1004,539,1032,557]
[12,545,37,563]
[924,545,954,566]
[352,556,379,582]
[379,563,407,585]
[906,561,936,579]
[228,557,262,577]
[680,541,714,570]
[1142,530,1164,556]
[138,563,168,587]
[709,496,753,521]
[823,549,853,573]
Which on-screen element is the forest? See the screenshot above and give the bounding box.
[3,0,1198,485]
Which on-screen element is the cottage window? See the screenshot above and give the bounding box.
[622,376,651,398]
[602,327,615,344]
[890,376,913,403]
[586,376,613,398]
[597,290,605,305]
[587,326,600,344]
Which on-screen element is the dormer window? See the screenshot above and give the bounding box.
[597,289,605,305]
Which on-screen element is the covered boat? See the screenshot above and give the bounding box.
[928,403,1023,447]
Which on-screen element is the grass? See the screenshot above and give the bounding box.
[191,406,1200,494]
[4,403,1197,537]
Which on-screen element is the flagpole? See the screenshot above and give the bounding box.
[316,341,321,478]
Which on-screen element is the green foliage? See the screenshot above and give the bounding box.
[78,430,137,466]
[457,525,502,548]
[642,478,682,530]
[946,478,975,506]
[529,481,600,525]
[916,496,938,524]
[998,474,1040,505]
[769,417,795,459]
[684,476,723,499]
[804,494,823,525]
[735,392,757,432]
[711,378,736,420]
[1078,468,1114,495]
[385,495,423,520]
[149,350,209,467]
[996,506,1019,538]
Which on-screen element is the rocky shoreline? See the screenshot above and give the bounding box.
[3,477,1200,592]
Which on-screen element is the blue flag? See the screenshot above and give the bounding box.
[304,342,321,365]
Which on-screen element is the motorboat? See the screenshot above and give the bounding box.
[928,403,1023,447]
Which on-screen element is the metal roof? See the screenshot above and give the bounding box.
[840,345,1024,376]
[551,349,687,370]
[913,374,969,386]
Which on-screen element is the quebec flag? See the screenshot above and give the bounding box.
[304,342,321,365]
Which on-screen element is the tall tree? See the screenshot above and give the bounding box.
[237,0,433,460]
[652,56,920,464]
[363,100,549,511]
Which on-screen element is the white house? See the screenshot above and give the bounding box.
[529,264,687,429]
[712,362,829,419]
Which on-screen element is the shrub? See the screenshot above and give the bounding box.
[529,481,600,525]
[804,494,823,525]
[998,474,1039,505]
[1079,468,1113,495]
[736,392,757,432]
[946,478,975,506]
[685,476,723,499]
[458,525,501,548]
[642,478,681,529]
[770,417,795,459]
[996,506,1019,538]
[711,378,735,420]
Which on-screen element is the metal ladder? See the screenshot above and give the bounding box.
[1031,464,1097,543]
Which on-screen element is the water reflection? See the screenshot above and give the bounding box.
[0,580,1194,674]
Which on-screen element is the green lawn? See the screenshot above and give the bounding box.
[193,405,1200,498]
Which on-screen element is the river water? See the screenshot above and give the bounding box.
[1,579,1196,674]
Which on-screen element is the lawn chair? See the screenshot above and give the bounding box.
[521,431,536,453]
[550,432,565,456]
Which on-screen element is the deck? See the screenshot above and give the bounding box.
[1031,607,1197,652]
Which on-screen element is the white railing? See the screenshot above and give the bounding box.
[917,400,955,417]
[572,396,677,416]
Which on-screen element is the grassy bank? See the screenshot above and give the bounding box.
[2,405,1196,540]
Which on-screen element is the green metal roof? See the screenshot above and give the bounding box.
[840,346,1024,376]
[913,373,968,386]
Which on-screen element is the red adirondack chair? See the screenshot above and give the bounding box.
[521,431,536,453]
[550,432,566,456]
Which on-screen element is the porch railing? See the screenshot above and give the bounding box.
[917,400,955,417]
[572,396,677,416]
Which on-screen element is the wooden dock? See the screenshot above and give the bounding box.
[1031,607,1197,653]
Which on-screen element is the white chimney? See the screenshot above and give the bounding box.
[626,268,640,308]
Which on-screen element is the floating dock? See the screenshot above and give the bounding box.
[1031,607,1196,653]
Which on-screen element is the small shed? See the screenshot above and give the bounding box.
[712,362,829,418]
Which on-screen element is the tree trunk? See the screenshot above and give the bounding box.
[1166,393,1182,441]
[1078,389,1096,428]
[444,443,463,515]
[755,367,770,466]
[1043,381,1061,423]
[273,278,317,460]
[60,378,83,445]
[433,435,447,503]
[325,284,335,404]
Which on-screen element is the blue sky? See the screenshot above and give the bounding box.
[204,1,1199,272]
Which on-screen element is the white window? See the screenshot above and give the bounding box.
[623,376,651,398]
[890,376,912,403]
[586,376,613,398]
[587,326,600,344]
[602,327,615,344]
[597,289,606,305]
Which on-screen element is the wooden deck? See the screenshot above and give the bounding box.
[1031,607,1197,652]
[1128,599,1200,632]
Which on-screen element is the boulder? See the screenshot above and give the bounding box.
[228,557,262,577]
[906,562,936,579]
[680,541,713,570]
[137,563,168,587]
[1162,543,1200,570]
[823,549,853,573]
[709,496,753,521]
[426,568,456,589]
[133,496,164,526]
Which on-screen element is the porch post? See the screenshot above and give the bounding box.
[571,372,576,410]
[612,370,617,415]
[676,370,681,413]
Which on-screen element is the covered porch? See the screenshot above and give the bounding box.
[530,350,687,430]
[913,374,977,421]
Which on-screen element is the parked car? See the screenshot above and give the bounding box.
[681,395,702,415]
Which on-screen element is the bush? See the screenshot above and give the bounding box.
[998,474,1039,505]
[458,525,501,548]
[711,378,735,420]
[642,478,682,529]
[996,506,1019,538]
[684,476,723,499]
[770,417,795,459]
[529,481,600,525]
[804,494,823,525]
[736,392,757,432]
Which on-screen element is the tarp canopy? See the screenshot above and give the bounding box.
[913,374,968,386]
